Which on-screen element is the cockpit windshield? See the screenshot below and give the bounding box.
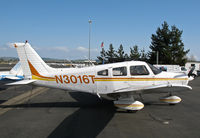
[148,63,162,75]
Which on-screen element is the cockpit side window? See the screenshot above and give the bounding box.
[113,66,127,76]
[97,69,108,76]
[130,65,149,75]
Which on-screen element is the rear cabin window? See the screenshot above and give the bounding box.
[113,67,127,76]
[130,65,149,75]
[97,69,108,76]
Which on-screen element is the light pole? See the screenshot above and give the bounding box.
[88,19,92,61]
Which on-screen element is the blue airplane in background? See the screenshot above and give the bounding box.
[0,62,24,90]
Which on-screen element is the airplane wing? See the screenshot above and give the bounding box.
[140,84,192,94]
[113,84,192,94]
[6,80,36,85]
[143,84,191,91]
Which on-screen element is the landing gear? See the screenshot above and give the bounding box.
[139,93,144,102]
[114,95,144,112]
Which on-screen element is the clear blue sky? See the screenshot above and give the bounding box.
[0,0,199,60]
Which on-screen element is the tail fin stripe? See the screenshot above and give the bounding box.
[28,60,55,80]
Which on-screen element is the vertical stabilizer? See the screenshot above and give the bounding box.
[9,62,23,76]
[14,42,55,79]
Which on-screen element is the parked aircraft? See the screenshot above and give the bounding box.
[9,42,192,112]
[0,62,24,81]
[0,62,24,90]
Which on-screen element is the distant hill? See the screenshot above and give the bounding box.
[0,57,19,63]
[0,57,98,64]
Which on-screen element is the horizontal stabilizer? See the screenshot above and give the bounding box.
[6,80,36,85]
[5,76,23,80]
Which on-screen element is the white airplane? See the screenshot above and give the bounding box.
[9,42,192,112]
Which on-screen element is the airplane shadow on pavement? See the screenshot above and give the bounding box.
[48,92,115,138]
[0,92,115,138]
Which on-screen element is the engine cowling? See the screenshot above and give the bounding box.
[160,96,181,104]
[114,100,144,111]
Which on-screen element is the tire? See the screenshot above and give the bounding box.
[192,74,197,78]
[127,110,138,113]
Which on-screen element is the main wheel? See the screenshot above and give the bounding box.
[192,74,197,78]
[126,110,138,113]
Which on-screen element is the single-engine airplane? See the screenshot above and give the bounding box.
[9,42,192,112]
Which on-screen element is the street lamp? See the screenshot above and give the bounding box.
[88,19,92,61]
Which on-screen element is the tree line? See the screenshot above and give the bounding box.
[97,21,189,66]
[97,44,147,63]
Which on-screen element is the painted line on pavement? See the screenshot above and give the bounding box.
[0,85,22,94]
[0,87,49,116]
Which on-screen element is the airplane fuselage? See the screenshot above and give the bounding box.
[32,61,189,95]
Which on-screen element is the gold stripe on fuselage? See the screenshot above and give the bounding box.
[32,75,55,81]
[32,75,188,83]
[94,78,188,81]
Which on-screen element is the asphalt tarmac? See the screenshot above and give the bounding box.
[0,66,200,138]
